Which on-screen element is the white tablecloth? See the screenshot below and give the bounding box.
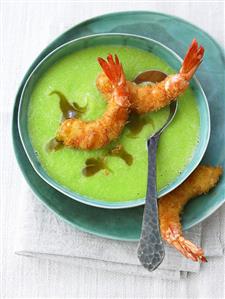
[1,1,225,298]
[14,190,223,281]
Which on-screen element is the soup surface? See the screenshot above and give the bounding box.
[28,45,200,202]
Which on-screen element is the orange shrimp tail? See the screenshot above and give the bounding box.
[98,54,126,90]
[179,39,204,81]
[165,225,207,263]
[98,54,130,106]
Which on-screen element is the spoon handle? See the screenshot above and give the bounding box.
[137,134,165,271]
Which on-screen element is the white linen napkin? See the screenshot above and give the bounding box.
[14,190,223,280]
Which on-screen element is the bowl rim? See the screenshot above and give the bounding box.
[18,32,211,209]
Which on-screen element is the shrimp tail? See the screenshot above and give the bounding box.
[165,224,207,262]
[98,54,129,106]
[179,39,204,80]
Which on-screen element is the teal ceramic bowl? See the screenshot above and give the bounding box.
[18,33,210,209]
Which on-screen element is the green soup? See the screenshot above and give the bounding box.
[28,46,199,203]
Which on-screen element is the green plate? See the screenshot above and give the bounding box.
[13,11,225,240]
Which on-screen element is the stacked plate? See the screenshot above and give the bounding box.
[13,11,225,240]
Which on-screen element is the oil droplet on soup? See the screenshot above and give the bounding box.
[50,91,87,120]
[82,157,110,177]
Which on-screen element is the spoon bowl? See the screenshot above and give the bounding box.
[134,70,178,136]
[133,70,178,271]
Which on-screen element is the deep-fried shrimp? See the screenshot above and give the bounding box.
[56,54,130,150]
[158,165,222,262]
[96,39,204,114]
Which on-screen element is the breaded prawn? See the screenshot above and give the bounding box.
[159,165,223,262]
[56,55,130,150]
[96,39,204,114]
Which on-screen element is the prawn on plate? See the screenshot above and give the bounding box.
[56,54,130,150]
[96,39,204,114]
[158,165,222,262]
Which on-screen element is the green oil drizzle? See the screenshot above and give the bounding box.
[82,157,110,177]
[50,91,87,120]
[127,112,155,136]
[46,137,64,152]
[107,144,133,165]
[46,91,87,151]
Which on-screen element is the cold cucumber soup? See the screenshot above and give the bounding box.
[28,45,200,203]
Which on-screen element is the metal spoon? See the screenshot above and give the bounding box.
[133,70,178,271]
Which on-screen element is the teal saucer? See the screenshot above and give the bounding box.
[13,11,225,240]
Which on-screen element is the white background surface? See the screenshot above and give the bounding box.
[1,1,225,298]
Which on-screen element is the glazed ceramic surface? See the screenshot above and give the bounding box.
[13,11,225,240]
[18,33,209,208]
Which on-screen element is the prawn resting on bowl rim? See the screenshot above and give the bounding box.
[159,165,222,262]
[57,39,204,150]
